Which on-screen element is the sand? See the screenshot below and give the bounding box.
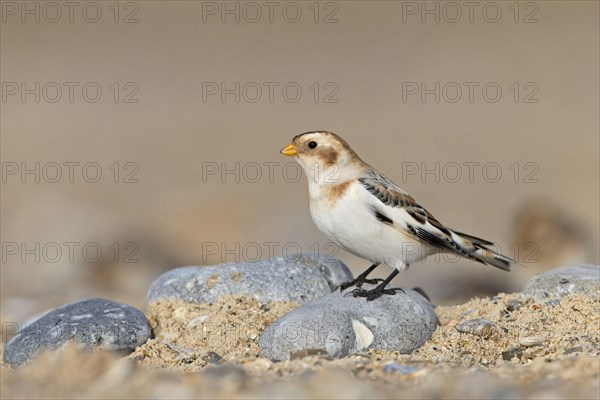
[1,292,599,399]
[130,296,298,371]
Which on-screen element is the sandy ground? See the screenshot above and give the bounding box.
[1,291,599,399]
[131,296,299,370]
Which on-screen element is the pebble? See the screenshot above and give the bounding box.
[544,299,561,308]
[147,253,353,305]
[3,298,151,368]
[523,265,599,301]
[506,299,523,312]
[563,346,584,355]
[201,351,223,364]
[502,348,523,361]
[455,319,501,340]
[259,285,437,360]
[383,363,419,375]
[519,335,548,347]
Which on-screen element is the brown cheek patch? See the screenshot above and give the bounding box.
[317,148,339,167]
[326,181,352,206]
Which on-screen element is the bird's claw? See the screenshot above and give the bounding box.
[348,286,404,301]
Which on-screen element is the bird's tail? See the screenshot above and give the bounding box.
[448,230,515,271]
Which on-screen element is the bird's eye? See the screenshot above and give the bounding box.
[308,141,318,149]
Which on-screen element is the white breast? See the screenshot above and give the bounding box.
[308,182,432,271]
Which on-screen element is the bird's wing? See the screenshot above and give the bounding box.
[358,172,459,253]
[358,170,513,270]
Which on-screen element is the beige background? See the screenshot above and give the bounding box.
[1,1,598,319]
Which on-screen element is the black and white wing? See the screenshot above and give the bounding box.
[358,169,513,270]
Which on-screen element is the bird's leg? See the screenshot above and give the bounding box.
[339,263,382,291]
[350,269,404,301]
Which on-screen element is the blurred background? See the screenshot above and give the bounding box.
[1,1,598,323]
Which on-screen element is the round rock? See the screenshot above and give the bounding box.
[146,253,352,305]
[523,265,600,301]
[3,298,152,368]
[259,286,437,360]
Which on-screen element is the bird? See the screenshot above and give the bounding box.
[280,131,516,301]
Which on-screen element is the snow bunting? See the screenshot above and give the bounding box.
[281,131,515,301]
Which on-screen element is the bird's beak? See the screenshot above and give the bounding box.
[280,143,297,156]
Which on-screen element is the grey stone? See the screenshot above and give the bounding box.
[544,299,561,308]
[201,351,223,365]
[383,363,419,374]
[502,348,523,361]
[523,265,600,301]
[506,299,523,312]
[146,253,353,305]
[259,285,437,360]
[3,298,151,368]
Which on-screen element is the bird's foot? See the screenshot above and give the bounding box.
[347,285,404,301]
[339,277,384,291]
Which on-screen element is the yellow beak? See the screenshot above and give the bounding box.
[280,143,297,156]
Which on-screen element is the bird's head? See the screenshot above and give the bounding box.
[280,131,365,185]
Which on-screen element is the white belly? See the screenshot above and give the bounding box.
[309,184,434,270]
